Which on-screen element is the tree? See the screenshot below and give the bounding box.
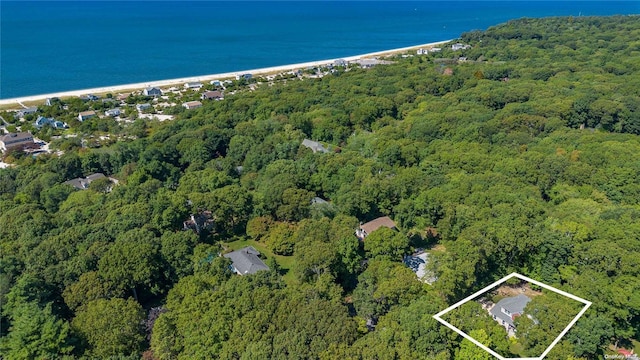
[160,231,199,282]
[0,302,73,359]
[275,187,314,222]
[72,298,145,358]
[97,228,161,301]
[352,260,424,321]
[456,329,493,360]
[363,227,410,261]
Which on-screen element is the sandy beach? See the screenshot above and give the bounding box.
[0,40,450,107]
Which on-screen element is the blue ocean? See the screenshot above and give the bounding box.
[1,1,638,99]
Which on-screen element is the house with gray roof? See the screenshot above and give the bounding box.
[301,139,330,154]
[223,246,269,275]
[0,132,34,152]
[64,173,108,190]
[35,116,67,129]
[16,107,38,118]
[403,252,437,284]
[489,294,531,332]
[143,87,163,97]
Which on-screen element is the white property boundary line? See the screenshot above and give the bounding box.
[433,272,592,360]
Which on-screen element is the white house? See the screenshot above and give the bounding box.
[78,110,96,122]
[489,294,532,333]
[184,82,203,90]
[452,43,471,51]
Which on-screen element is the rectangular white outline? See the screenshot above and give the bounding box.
[433,272,592,360]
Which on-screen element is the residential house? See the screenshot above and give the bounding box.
[235,73,252,81]
[0,132,34,152]
[210,80,222,86]
[403,252,436,284]
[117,93,130,102]
[301,139,330,154]
[105,108,121,117]
[416,48,427,55]
[35,116,67,129]
[451,43,471,51]
[184,82,203,90]
[64,173,108,190]
[430,47,442,52]
[201,90,223,100]
[78,110,96,122]
[223,246,270,275]
[136,103,152,112]
[45,97,59,106]
[356,216,397,239]
[311,197,328,205]
[489,294,531,333]
[334,59,347,67]
[182,210,215,234]
[143,87,163,97]
[16,107,38,118]
[80,94,100,101]
[182,101,202,110]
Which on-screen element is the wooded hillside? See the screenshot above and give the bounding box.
[1,16,639,359]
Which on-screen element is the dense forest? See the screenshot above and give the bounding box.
[1,15,640,359]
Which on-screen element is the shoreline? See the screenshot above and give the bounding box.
[0,40,451,106]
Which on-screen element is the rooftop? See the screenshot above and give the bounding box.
[223,246,270,275]
[490,294,531,327]
[360,216,396,236]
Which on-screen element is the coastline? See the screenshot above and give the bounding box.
[0,40,451,107]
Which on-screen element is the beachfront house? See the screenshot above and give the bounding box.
[45,97,60,106]
[143,87,163,97]
[223,247,270,276]
[417,48,428,55]
[201,90,223,100]
[235,73,253,81]
[80,94,100,101]
[78,110,96,122]
[182,101,203,110]
[0,132,34,152]
[184,82,203,90]
[489,294,532,333]
[334,59,347,67]
[210,80,222,87]
[356,216,397,240]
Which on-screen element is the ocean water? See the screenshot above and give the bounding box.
[1,1,638,99]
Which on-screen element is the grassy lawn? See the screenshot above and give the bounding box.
[223,238,297,285]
